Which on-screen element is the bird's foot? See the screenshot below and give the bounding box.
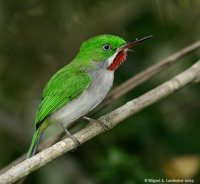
[83,116,109,132]
[59,123,80,150]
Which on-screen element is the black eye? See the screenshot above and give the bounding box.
[102,44,111,51]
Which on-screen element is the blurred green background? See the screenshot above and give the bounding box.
[0,0,200,183]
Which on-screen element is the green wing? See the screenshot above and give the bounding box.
[35,66,91,127]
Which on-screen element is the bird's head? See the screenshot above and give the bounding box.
[77,34,152,71]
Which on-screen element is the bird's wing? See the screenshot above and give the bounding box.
[35,67,91,127]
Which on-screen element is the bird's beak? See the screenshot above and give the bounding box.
[117,35,153,51]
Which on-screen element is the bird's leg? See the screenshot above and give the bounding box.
[58,123,80,148]
[83,116,109,132]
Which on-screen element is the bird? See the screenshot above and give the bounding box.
[27,34,152,158]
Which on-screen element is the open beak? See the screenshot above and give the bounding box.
[118,35,153,51]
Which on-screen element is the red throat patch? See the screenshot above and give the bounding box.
[107,50,127,71]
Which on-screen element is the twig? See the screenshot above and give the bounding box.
[0,59,200,184]
[0,40,200,175]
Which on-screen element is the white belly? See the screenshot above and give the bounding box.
[48,68,114,127]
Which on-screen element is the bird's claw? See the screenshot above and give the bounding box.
[83,116,109,132]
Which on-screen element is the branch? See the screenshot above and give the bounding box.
[0,60,200,184]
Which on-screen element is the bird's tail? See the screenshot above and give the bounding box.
[26,128,43,159]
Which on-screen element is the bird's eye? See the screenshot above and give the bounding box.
[102,44,111,51]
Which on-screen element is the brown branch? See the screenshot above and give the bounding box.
[0,59,200,184]
[0,40,200,175]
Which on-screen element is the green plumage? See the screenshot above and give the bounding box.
[27,34,126,158]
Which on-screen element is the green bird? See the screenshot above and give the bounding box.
[27,34,152,158]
